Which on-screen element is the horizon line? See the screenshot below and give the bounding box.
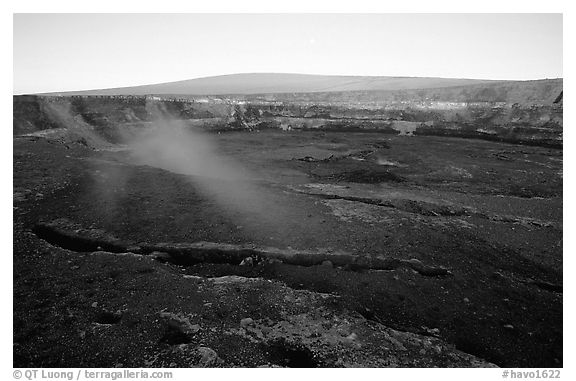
[15,72,564,96]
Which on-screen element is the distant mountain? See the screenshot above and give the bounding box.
[41,73,498,96]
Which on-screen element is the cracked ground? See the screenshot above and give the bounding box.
[13,131,562,367]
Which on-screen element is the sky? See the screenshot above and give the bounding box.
[13,13,563,94]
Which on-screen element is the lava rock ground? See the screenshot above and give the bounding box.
[13,131,562,367]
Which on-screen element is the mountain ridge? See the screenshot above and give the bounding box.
[36,72,521,96]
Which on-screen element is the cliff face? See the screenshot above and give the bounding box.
[237,78,563,105]
[13,81,563,148]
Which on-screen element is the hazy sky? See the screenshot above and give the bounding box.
[13,13,563,94]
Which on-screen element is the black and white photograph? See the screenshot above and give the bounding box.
[9,5,567,375]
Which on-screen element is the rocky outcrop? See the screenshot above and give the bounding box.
[183,274,497,367]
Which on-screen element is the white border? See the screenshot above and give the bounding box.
[4,1,572,378]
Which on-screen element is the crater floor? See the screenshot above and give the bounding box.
[13,131,562,367]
